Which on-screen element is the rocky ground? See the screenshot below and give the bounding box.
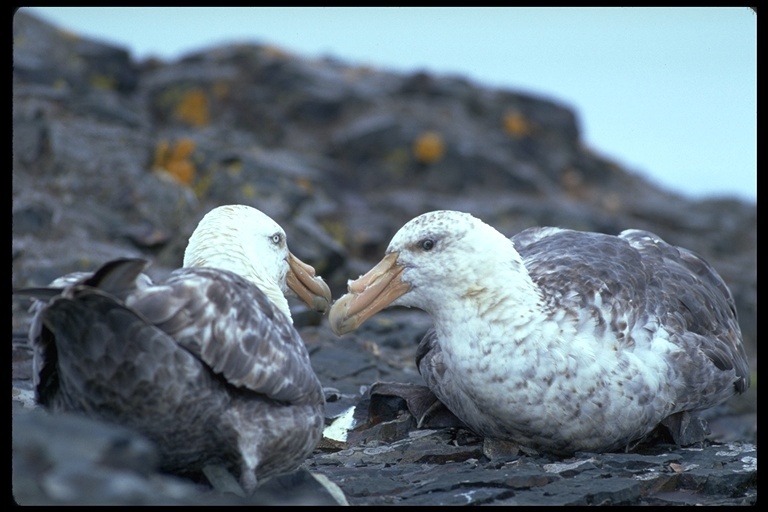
[11,312,758,505]
[12,10,756,506]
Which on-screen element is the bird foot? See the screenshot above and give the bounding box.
[368,381,468,429]
[661,411,711,447]
[202,464,247,497]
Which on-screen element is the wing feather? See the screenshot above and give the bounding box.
[127,266,323,405]
[512,227,749,394]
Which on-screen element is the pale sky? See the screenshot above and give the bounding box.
[21,7,756,203]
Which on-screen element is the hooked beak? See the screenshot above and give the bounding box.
[329,252,411,336]
[286,252,332,314]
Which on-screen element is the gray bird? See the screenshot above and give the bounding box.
[15,205,331,494]
[330,210,749,455]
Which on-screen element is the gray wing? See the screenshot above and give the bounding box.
[18,259,178,409]
[22,258,322,409]
[17,258,325,484]
[126,266,323,406]
[415,327,440,383]
[512,227,750,395]
[18,260,153,401]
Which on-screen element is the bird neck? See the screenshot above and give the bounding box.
[241,267,294,323]
[432,246,546,341]
[184,244,294,323]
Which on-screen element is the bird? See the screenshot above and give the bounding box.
[329,210,750,456]
[14,204,332,494]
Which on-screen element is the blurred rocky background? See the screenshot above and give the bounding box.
[12,11,756,505]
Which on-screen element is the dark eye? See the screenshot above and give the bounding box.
[420,239,435,251]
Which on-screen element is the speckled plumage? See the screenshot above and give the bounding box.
[331,210,749,455]
[16,205,330,493]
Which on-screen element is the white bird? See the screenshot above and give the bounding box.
[330,210,750,455]
[15,204,332,493]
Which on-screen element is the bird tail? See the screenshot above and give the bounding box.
[13,258,150,300]
[82,258,150,295]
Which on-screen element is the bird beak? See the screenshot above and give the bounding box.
[286,252,332,314]
[329,252,411,336]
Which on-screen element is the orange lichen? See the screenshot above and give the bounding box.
[560,167,584,192]
[175,89,210,127]
[262,44,293,60]
[412,131,445,165]
[601,192,622,214]
[225,160,243,178]
[153,138,197,185]
[343,66,375,82]
[502,111,532,138]
[212,81,231,100]
[240,183,257,199]
[58,29,81,43]
[89,73,116,90]
[193,171,213,199]
[321,219,347,247]
[295,177,314,193]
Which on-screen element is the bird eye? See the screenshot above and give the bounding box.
[271,234,282,245]
[420,239,435,251]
